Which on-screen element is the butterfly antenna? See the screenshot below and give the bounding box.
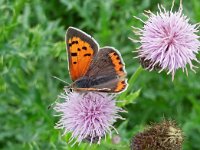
[52,76,70,86]
[48,96,60,110]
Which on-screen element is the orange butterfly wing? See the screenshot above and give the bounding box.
[66,27,98,81]
[108,50,127,92]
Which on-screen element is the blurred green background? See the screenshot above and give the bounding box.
[1,0,200,149]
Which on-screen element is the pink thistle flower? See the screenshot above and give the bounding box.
[54,91,124,146]
[131,0,200,80]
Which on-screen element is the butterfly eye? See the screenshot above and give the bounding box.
[69,88,73,92]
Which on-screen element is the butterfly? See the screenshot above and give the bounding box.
[66,27,127,93]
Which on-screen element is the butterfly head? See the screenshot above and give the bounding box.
[67,80,83,92]
[64,85,74,93]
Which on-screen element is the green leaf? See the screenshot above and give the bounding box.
[119,65,143,99]
[118,89,141,107]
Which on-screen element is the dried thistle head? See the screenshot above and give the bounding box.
[131,120,184,150]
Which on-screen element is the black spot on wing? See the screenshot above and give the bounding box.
[119,67,123,71]
[121,81,125,84]
[82,46,87,50]
[72,41,78,45]
[84,53,91,57]
[71,53,77,56]
[113,52,118,56]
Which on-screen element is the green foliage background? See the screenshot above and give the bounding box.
[1,0,200,149]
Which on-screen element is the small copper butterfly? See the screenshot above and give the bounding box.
[66,27,127,93]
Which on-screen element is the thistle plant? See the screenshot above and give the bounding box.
[53,0,198,148]
[54,91,124,145]
[131,0,200,80]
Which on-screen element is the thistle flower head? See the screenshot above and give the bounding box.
[131,0,200,80]
[131,120,184,150]
[54,91,124,145]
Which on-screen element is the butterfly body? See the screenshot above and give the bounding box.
[73,76,115,88]
[66,27,127,93]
